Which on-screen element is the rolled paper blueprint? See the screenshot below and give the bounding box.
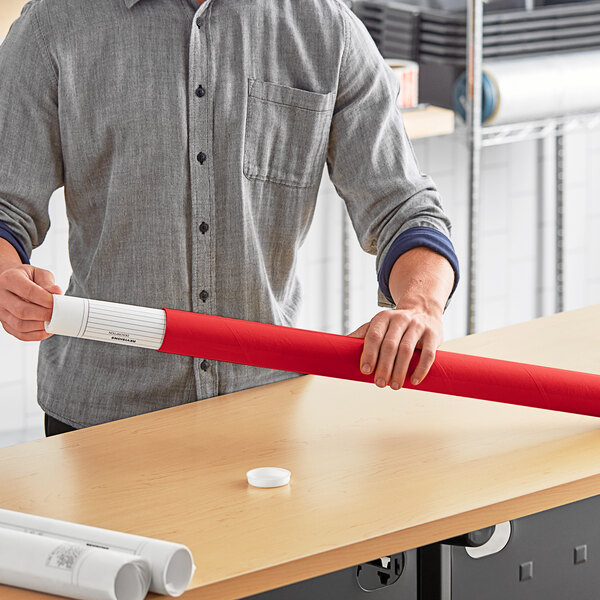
[0,509,195,597]
[46,296,600,417]
[0,527,150,600]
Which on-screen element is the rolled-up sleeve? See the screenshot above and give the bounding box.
[0,3,63,260]
[326,5,458,308]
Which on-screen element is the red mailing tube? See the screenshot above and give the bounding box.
[160,308,600,418]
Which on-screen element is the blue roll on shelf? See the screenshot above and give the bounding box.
[452,71,497,124]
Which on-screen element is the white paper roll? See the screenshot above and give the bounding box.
[0,509,195,597]
[485,51,600,125]
[45,295,166,350]
[455,50,600,125]
[0,528,150,600]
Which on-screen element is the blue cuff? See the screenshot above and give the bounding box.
[377,226,460,305]
[0,222,30,264]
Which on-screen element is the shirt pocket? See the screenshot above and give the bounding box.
[243,79,335,189]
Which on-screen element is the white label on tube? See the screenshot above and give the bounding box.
[45,295,166,350]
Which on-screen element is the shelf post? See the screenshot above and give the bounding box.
[555,134,565,313]
[466,0,484,334]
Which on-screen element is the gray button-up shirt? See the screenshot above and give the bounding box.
[0,0,452,428]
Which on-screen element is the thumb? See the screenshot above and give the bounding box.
[32,268,63,295]
[347,322,369,339]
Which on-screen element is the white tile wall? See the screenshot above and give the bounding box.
[3,126,600,448]
[319,126,600,337]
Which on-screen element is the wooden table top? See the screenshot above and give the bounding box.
[402,105,455,139]
[1,306,600,599]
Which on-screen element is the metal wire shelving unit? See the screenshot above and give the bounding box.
[341,0,600,336]
[464,0,600,334]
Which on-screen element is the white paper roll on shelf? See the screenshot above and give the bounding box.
[0,509,195,597]
[454,50,600,125]
[45,295,166,350]
[0,528,150,600]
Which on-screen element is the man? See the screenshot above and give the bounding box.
[0,0,458,436]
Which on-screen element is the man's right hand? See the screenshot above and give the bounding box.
[0,239,62,341]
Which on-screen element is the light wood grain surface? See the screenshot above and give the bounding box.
[1,308,599,600]
[402,105,455,139]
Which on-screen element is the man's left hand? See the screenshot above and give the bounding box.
[348,305,443,389]
[347,246,455,390]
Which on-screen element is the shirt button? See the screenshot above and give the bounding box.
[197,152,207,164]
[196,17,204,28]
[200,359,210,371]
[195,85,205,98]
[199,290,209,302]
[199,222,209,234]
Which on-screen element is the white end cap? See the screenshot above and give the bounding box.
[44,294,86,337]
[246,467,291,488]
